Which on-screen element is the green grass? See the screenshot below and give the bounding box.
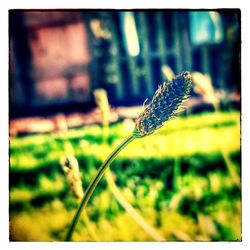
[9,111,241,241]
[10,173,241,241]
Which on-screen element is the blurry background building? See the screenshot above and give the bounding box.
[9,10,240,118]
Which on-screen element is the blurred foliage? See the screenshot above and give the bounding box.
[9,111,241,241]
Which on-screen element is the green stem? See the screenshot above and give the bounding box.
[65,134,136,241]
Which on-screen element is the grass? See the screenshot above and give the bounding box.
[9,111,241,241]
[10,173,241,241]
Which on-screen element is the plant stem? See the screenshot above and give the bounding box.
[65,134,136,241]
[212,104,240,187]
[105,170,165,241]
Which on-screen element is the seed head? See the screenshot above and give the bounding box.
[134,71,192,138]
[60,155,84,199]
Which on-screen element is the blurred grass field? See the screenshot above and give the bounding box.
[9,111,241,241]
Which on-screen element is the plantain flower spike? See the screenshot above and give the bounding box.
[134,71,192,138]
[60,155,84,199]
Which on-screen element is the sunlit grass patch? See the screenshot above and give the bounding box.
[9,111,241,241]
